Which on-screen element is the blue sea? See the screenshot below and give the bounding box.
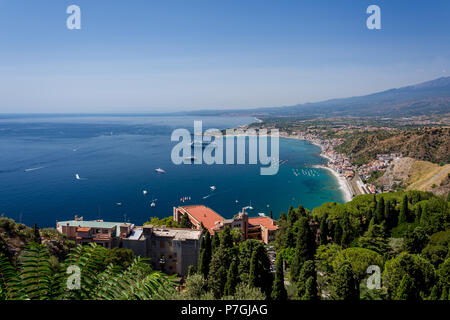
[0,114,344,228]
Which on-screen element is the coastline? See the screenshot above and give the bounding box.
[281,135,354,203]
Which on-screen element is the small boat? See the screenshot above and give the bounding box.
[150,199,157,207]
[155,168,166,173]
[258,213,266,217]
[116,202,122,206]
[210,186,216,191]
[142,190,148,195]
[75,174,81,180]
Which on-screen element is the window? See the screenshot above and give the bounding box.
[168,240,172,247]
[151,240,156,247]
[160,240,165,248]
[102,229,108,234]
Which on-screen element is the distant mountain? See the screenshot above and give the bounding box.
[187,77,450,118]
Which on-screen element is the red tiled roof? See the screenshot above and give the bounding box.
[180,205,223,234]
[248,217,278,231]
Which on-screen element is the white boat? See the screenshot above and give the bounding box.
[75,174,81,180]
[210,186,216,191]
[150,201,156,207]
[258,213,266,217]
[116,202,122,206]
[155,168,166,173]
[142,190,148,195]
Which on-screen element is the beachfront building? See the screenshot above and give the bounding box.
[122,225,202,276]
[173,205,278,244]
[56,216,134,248]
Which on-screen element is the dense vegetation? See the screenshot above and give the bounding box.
[274,190,450,300]
[175,227,275,300]
[0,218,177,300]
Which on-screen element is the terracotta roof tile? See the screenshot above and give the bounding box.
[180,205,223,234]
[248,217,278,231]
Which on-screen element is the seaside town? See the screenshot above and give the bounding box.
[276,129,403,197]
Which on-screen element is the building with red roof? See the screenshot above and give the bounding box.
[173,205,277,244]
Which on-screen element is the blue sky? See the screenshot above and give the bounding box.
[0,0,449,113]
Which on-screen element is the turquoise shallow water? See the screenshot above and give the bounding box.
[0,115,344,227]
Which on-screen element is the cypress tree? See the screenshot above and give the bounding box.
[330,261,359,300]
[220,226,233,249]
[333,221,343,245]
[376,197,385,224]
[319,215,328,245]
[395,274,418,300]
[199,231,212,278]
[32,223,41,244]
[297,260,317,299]
[399,195,409,224]
[302,276,318,300]
[211,232,220,252]
[440,287,448,300]
[287,206,297,226]
[278,212,287,222]
[249,245,273,298]
[384,199,391,230]
[298,205,307,218]
[271,255,287,300]
[283,228,295,248]
[208,246,232,299]
[429,285,441,300]
[290,217,315,283]
[224,260,239,296]
[270,211,273,219]
[415,204,422,224]
[340,213,352,246]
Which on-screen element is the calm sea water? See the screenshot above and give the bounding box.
[0,115,344,227]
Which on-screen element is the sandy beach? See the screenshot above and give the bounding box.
[281,134,354,203]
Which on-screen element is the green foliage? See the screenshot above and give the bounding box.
[0,243,177,300]
[422,230,450,266]
[330,261,359,300]
[207,246,232,299]
[198,232,212,278]
[249,245,272,299]
[333,247,383,282]
[224,260,239,296]
[315,243,342,274]
[180,214,191,228]
[319,215,329,245]
[220,226,233,249]
[399,195,409,224]
[224,282,266,300]
[143,216,180,228]
[290,217,315,283]
[104,247,135,269]
[237,239,264,284]
[175,273,208,300]
[32,224,41,244]
[395,274,419,300]
[271,255,287,300]
[359,218,389,255]
[383,252,436,300]
[296,260,318,300]
[402,226,429,254]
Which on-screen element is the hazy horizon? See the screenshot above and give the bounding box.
[1,0,449,113]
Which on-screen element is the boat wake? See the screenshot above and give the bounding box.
[24,167,45,172]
